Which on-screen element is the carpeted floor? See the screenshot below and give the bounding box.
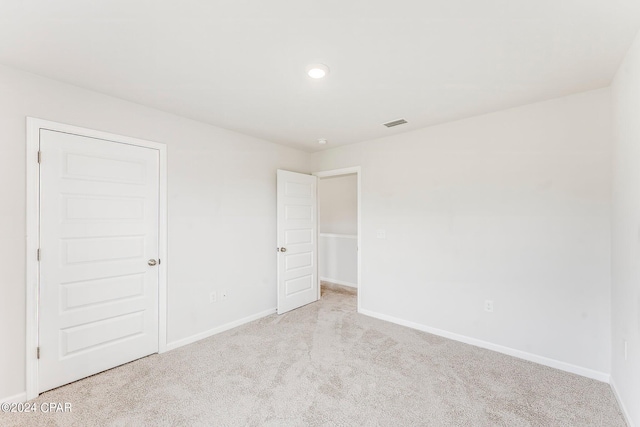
[2,283,626,426]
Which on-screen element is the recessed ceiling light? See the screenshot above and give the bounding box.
[317,138,328,145]
[306,64,329,79]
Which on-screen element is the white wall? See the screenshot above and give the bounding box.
[319,174,358,286]
[0,64,309,401]
[319,236,358,287]
[611,29,640,426]
[319,174,358,235]
[313,88,612,378]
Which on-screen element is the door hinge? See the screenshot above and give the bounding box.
[37,248,40,261]
[37,151,41,163]
[37,347,40,359]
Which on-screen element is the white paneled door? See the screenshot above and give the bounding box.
[38,129,160,393]
[276,170,318,314]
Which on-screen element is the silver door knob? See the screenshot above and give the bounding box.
[148,259,157,266]
[279,247,287,252]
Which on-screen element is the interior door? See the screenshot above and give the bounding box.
[277,170,318,314]
[38,129,160,393]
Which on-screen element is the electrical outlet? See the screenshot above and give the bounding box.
[209,292,217,303]
[376,229,386,239]
[484,300,494,313]
[221,290,228,301]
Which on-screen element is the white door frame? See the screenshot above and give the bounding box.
[25,118,168,400]
[313,166,362,312]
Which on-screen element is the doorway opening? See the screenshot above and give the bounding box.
[314,167,361,312]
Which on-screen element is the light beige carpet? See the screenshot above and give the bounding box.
[2,284,626,426]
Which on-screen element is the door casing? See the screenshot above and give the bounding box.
[25,118,168,400]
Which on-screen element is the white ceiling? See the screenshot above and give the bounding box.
[1,0,639,152]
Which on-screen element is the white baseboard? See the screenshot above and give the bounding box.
[320,277,358,288]
[1,392,27,404]
[359,308,610,383]
[610,377,635,427]
[164,308,276,352]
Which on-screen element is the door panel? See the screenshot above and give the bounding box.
[277,170,318,314]
[38,129,159,393]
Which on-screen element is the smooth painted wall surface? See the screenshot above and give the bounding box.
[312,88,612,375]
[319,236,358,287]
[319,174,358,235]
[0,65,309,400]
[611,29,640,426]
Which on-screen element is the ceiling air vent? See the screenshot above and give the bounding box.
[383,118,408,128]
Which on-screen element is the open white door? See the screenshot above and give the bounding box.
[277,170,318,314]
[38,129,160,393]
